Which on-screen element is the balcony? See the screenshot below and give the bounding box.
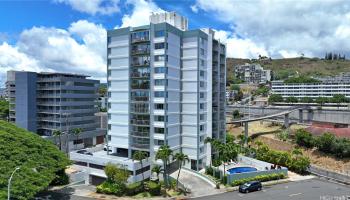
[130,131,150,138]
[132,60,150,67]
[130,119,150,126]
[131,143,150,150]
[131,49,150,55]
[131,72,150,79]
[131,83,150,90]
[131,96,149,102]
[130,107,149,114]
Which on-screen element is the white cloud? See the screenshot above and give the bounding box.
[193,0,350,58]
[121,0,163,27]
[214,29,268,58]
[0,20,107,86]
[55,0,120,15]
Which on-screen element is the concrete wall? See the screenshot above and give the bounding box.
[309,165,350,184]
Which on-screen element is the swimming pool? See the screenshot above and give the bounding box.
[227,167,257,174]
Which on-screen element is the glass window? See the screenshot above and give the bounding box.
[200,92,204,98]
[155,43,165,49]
[200,103,204,109]
[154,127,165,134]
[200,71,204,77]
[200,114,204,120]
[154,103,165,110]
[154,115,165,122]
[200,48,205,56]
[200,81,204,87]
[155,91,166,97]
[200,125,205,131]
[155,79,166,86]
[155,30,165,38]
[154,67,167,74]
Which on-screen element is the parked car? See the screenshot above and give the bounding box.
[76,149,93,156]
[104,144,112,152]
[239,181,262,193]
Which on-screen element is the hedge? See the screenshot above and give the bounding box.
[231,173,286,187]
[96,181,126,196]
[126,182,143,196]
[146,181,161,196]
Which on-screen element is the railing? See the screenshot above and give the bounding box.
[131,72,150,79]
[130,119,150,125]
[131,49,150,55]
[131,96,149,101]
[131,143,150,149]
[131,84,150,90]
[130,107,149,113]
[131,38,149,43]
[132,60,150,66]
[130,131,150,137]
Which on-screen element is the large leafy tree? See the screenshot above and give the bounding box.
[53,130,63,151]
[155,145,173,189]
[173,152,189,190]
[0,120,70,199]
[151,165,163,180]
[0,99,9,120]
[132,151,148,188]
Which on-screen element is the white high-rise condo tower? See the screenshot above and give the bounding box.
[106,11,226,179]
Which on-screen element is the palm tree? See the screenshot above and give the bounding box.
[155,145,173,189]
[53,130,62,151]
[151,165,163,181]
[72,128,83,150]
[173,152,189,190]
[132,151,148,189]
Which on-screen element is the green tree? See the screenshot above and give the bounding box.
[0,99,9,120]
[53,130,63,151]
[132,151,148,189]
[0,121,70,199]
[151,165,163,180]
[72,128,82,150]
[99,84,107,97]
[155,145,173,189]
[332,94,348,103]
[295,129,315,148]
[254,85,270,97]
[300,97,313,103]
[316,133,336,153]
[234,90,243,101]
[268,94,283,104]
[173,152,190,190]
[315,97,329,106]
[104,163,129,184]
[232,110,241,119]
[230,84,240,91]
[286,96,298,103]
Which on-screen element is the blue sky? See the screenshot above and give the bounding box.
[1,0,350,86]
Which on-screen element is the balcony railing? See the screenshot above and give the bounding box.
[131,96,149,101]
[131,83,150,90]
[131,49,150,55]
[131,38,149,43]
[130,107,149,113]
[130,131,150,137]
[130,119,150,126]
[131,143,150,149]
[131,72,150,79]
[132,60,150,67]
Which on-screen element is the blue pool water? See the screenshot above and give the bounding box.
[227,167,257,174]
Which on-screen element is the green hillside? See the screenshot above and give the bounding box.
[226,57,350,84]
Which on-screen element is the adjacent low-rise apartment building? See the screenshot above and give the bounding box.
[70,11,226,184]
[271,76,350,98]
[6,71,105,150]
[235,63,271,84]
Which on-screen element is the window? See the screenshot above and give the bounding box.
[200,71,204,77]
[201,59,205,66]
[108,114,111,120]
[200,103,204,109]
[154,103,165,110]
[154,127,165,134]
[200,92,204,98]
[155,79,166,86]
[155,30,165,37]
[154,115,165,122]
[154,139,164,146]
[200,125,205,131]
[200,147,204,153]
[200,81,205,87]
[200,136,204,142]
[200,114,204,120]
[200,48,205,56]
[154,67,167,74]
[107,70,111,76]
[155,43,165,49]
[155,91,166,98]
[155,55,165,62]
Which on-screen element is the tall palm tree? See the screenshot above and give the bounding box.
[151,165,163,181]
[72,128,83,149]
[53,130,62,150]
[155,145,173,189]
[173,152,189,190]
[132,151,148,188]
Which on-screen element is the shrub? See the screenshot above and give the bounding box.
[205,166,214,175]
[316,133,336,153]
[276,130,289,142]
[295,129,315,148]
[231,173,286,187]
[126,182,143,196]
[96,181,126,196]
[146,181,161,196]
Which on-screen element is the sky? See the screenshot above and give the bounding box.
[1,0,350,86]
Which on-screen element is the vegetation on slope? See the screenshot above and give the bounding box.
[226,57,350,84]
[0,99,9,120]
[0,120,70,199]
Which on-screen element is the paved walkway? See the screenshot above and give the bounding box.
[171,169,222,198]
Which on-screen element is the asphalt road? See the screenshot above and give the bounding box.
[196,178,350,200]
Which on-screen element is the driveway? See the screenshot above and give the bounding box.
[171,169,221,198]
